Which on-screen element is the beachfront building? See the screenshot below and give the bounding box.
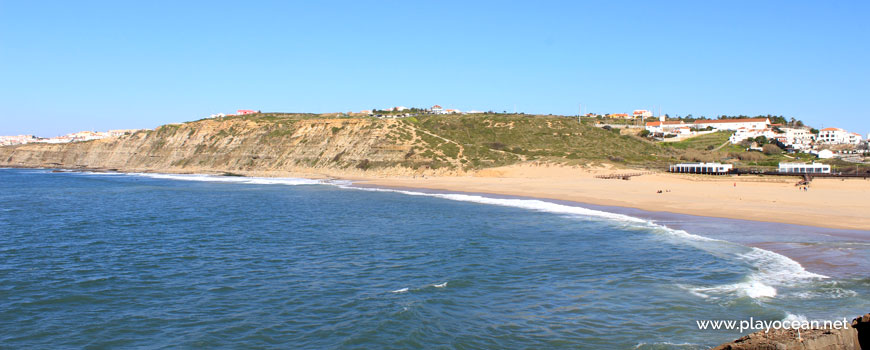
[778,162,831,174]
[645,120,685,134]
[669,162,734,174]
[817,127,863,145]
[633,110,653,118]
[693,118,770,131]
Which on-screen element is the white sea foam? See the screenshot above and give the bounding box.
[685,248,828,300]
[391,288,409,294]
[432,282,447,288]
[126,173,323,186]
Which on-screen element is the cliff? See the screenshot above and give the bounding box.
[0,114,665,175]
[713,314,869,350]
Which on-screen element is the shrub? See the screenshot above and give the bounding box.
[356,159,371,170]
[639,130,651,137]
[762,144,782,155]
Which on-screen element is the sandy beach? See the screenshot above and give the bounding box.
[345,164,870,231]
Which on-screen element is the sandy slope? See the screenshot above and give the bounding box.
[347,163,870,231]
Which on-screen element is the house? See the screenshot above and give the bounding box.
[778,127,815,147]
[728,127,778,144]
[430,105,447,114]
[645,120,685,134]
[236,109,260,115]
[669,162,733,174]
[693,118,770,131]
[633,110,653,118]
[445,109,461,114]
[778,162,830,174]
[817,149,834,159]
[607,113,631,119]
[817,128,862,145]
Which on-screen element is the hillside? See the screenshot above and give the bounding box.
[0,113,679,175]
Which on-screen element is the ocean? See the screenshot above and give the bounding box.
[1,168,867,349]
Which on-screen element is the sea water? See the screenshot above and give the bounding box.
[0,168,867,349]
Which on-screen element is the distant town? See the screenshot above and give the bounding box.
[3,106,867,163]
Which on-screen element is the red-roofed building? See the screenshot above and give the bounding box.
[633,110,653,118]
[693,118,770,131]
[818,127,863,145]
[236,109,260,115]
[645,120,685,133]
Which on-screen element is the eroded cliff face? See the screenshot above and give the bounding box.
[0,117,461,176]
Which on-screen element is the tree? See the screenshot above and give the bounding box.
[639,129,651,137]
[753,136,768,145]
[810,128,819,134]
[762,144,782,155]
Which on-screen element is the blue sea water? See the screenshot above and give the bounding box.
[0,168,867,349]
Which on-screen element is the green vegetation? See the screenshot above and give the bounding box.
[664,131,733,151]
[131,112,852,173]
[413,114,666,169]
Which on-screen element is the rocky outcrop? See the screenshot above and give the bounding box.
[713,314,869,350]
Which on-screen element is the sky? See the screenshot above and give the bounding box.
[0,0,867,137]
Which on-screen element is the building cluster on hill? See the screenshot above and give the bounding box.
[360,105,485,119]
[642,114,865,156]
[207,109,261,119]
[0,129,141,146]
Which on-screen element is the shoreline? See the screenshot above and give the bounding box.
[8,166,870,279]
[347,165,870,232]
[5,164,870,231]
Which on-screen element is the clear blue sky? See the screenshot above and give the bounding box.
[1,0,867,137]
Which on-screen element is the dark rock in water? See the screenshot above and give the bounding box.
[712,314,868,350]
[854,314,870,350]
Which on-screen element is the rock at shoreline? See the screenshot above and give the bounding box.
[712,313,868,350]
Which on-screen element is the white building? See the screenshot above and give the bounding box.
[778,162,830,174]
[669,162,733,174]
[729,127,778,144]
[817,149,834,159]
[693,118,770,131]
[778,127,815,147]
[817,127,863,145]
[0,135,37,146]
[633,110,653,118]
[430,105,446,114]
[645,120,685,134]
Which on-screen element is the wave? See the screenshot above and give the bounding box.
[125,173,324,186]
[76,171,831,300]
[391,288,409,294]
